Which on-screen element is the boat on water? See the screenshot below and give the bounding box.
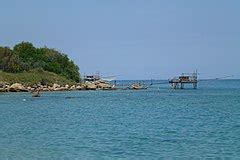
[130,83,147,90]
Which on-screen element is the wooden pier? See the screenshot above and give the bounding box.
[169,71,198,89]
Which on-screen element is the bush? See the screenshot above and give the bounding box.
[0,42,80,82]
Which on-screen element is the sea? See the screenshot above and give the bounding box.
[0,80,240,159]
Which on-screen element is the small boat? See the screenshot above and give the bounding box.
[130,83,145,90]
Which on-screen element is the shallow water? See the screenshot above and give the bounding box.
[0,80,240,159]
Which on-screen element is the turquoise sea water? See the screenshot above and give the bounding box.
[0,80,240,159]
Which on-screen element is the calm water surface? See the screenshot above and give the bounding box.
[0,80,240,159]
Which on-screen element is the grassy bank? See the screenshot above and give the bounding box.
[0,70,76,86]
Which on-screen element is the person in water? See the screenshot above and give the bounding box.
[32,87,41,97]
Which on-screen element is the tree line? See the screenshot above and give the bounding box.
[0,42,80,82]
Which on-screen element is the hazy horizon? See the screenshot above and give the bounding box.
[1,0,239,80]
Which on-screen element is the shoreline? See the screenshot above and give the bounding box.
[0,80,149,93]
[0,80,116,93]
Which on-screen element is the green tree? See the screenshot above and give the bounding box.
[1,42,80,82]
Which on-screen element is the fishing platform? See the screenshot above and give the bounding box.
[83,74,100,82]
[169,71,198,89]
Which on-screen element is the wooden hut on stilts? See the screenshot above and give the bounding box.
[169,70,198,89]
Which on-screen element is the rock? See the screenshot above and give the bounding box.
[0,82,6,88]
[52,86,69,91]
[97,83,112,90]
[27,86,34,92]
[0,88,8,92]
[53,88,61,91]
[42,88,50,91]
[53,83,60,89]
[61,87,67,91]
[81,84,87,90]
[41,85,49,91]
[93,80,113,90]
[65,84,69,89]
[48,86,53,91]
[0,82,9,92]
[54,87,66,91]
[85,82,97,90]
[76,85,82,90]
[9,83,28,92]
[70,85,76,90]
[32,84,38,88]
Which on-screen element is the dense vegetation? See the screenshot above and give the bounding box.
[0,42,80,82]
[0,69,76,86]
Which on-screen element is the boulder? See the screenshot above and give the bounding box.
[97,83,112,90]
[85,82,97,90]
[70,85,76,90]
[42,88,50,91]
[61,87,67,91]
[0,88,8,92]
[53,83,60,89]
[54,87,67,91]
[65,84,69,89]
[48,86,53,91]
[27,86,32,91]
[53,88,62,91]
[76,85,82,90]
[0,82,6,88]
[93,80,113,90]
[0,82,9,92]
[9,83,28,92]
[81,84,87,90]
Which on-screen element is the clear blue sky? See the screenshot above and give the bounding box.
[0,0,239,79]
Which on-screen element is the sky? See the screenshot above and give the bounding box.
[0,0,240,80]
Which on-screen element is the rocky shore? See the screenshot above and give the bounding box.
[0,80,115,92]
